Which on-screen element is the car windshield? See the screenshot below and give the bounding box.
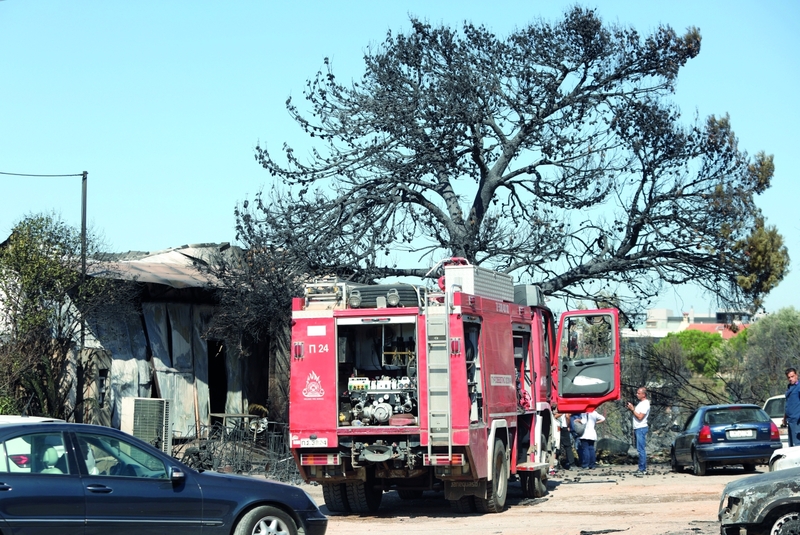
[764,397,786,419]
[704,408,769,425]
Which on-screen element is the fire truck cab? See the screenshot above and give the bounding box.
[289,259,620,514]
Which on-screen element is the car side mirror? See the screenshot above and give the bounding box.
[170,466,185,481]
[670,424,681,432]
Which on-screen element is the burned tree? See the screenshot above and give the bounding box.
[244,7,787,318]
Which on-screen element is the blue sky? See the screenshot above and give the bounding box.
[1,1,798,315]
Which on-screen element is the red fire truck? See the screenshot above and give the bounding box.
[289,259,620,514]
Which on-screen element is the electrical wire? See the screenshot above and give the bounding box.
[0,171,84,177]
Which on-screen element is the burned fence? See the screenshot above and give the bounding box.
[173,418,301,483]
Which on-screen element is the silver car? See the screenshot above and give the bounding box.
[719,466,800,534]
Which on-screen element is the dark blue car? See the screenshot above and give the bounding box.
[670,404,782,476]
[0,420,328,535]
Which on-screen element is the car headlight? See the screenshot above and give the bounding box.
[720,494,741,519]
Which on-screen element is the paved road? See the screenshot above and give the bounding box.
[302,463,747,535]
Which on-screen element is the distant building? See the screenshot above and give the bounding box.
[623,307,750,341]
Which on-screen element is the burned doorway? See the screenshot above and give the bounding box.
[208,340,227,415]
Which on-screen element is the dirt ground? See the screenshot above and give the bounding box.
[302,462,747,535]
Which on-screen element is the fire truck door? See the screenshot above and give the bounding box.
[553,309,620,412]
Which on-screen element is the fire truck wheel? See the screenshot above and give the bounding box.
[346,476,383,513]
[449,495,477,513]
[322,483,351,513]
[475,439,508,513]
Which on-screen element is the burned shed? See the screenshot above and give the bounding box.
[82,243,281,440]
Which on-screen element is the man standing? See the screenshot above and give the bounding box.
[626,387,650,475]
[784,368,800,446]
[578,410,605,469]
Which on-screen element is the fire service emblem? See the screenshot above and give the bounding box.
[302,371,324,398]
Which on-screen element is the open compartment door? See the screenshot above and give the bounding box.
[553,309,620,413]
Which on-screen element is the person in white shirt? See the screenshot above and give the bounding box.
[626,387,651,474]
[578,410,606,469]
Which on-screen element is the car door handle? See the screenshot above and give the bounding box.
[0,483,11,491]
[86,484,113,494]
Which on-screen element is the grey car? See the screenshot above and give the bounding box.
[719,465,800,534]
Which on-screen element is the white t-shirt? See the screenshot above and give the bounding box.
[579,411,605,441]
[633,399,651,429]
[557,414,567,429]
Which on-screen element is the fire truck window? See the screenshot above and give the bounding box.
[561,317,612,360]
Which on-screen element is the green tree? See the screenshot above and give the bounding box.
[718,307,800,404]
[0,214,137,418]
[655,330,723,377]
[242,7,787,318]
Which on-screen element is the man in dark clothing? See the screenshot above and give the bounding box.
[570,413,584,467]
[784,368,800,447]
[554,411,574,470]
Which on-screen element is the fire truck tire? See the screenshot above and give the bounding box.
[475,440,508,513]
[321,483,351,513]
[346,478,383,513]
[449,495,476,513]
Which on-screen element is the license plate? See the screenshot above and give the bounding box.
[300,438,328,447]
[728,429,754,438]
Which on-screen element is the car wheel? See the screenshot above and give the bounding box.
[670,448,683,473]
[742,463,757,473]
[771,511,800,535]
[692,449,706,476]
[233,505,297,535]
[475,439,508,513]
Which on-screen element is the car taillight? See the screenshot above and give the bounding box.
[771,422,780,441]
[698,424,712,444]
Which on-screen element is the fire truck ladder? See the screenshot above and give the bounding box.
[426,302,452,457]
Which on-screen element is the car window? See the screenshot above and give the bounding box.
[684,410,702,431]
[704,408,769,425]
[764,397,786,418]
[0,432,68,475]
[76,433,167,479]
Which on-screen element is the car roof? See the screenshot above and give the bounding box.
[699,404,762,411]
[0,415,65,425]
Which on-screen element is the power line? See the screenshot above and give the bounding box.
[0,171,84,177]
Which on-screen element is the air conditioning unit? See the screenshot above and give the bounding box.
[120,397,172,454]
